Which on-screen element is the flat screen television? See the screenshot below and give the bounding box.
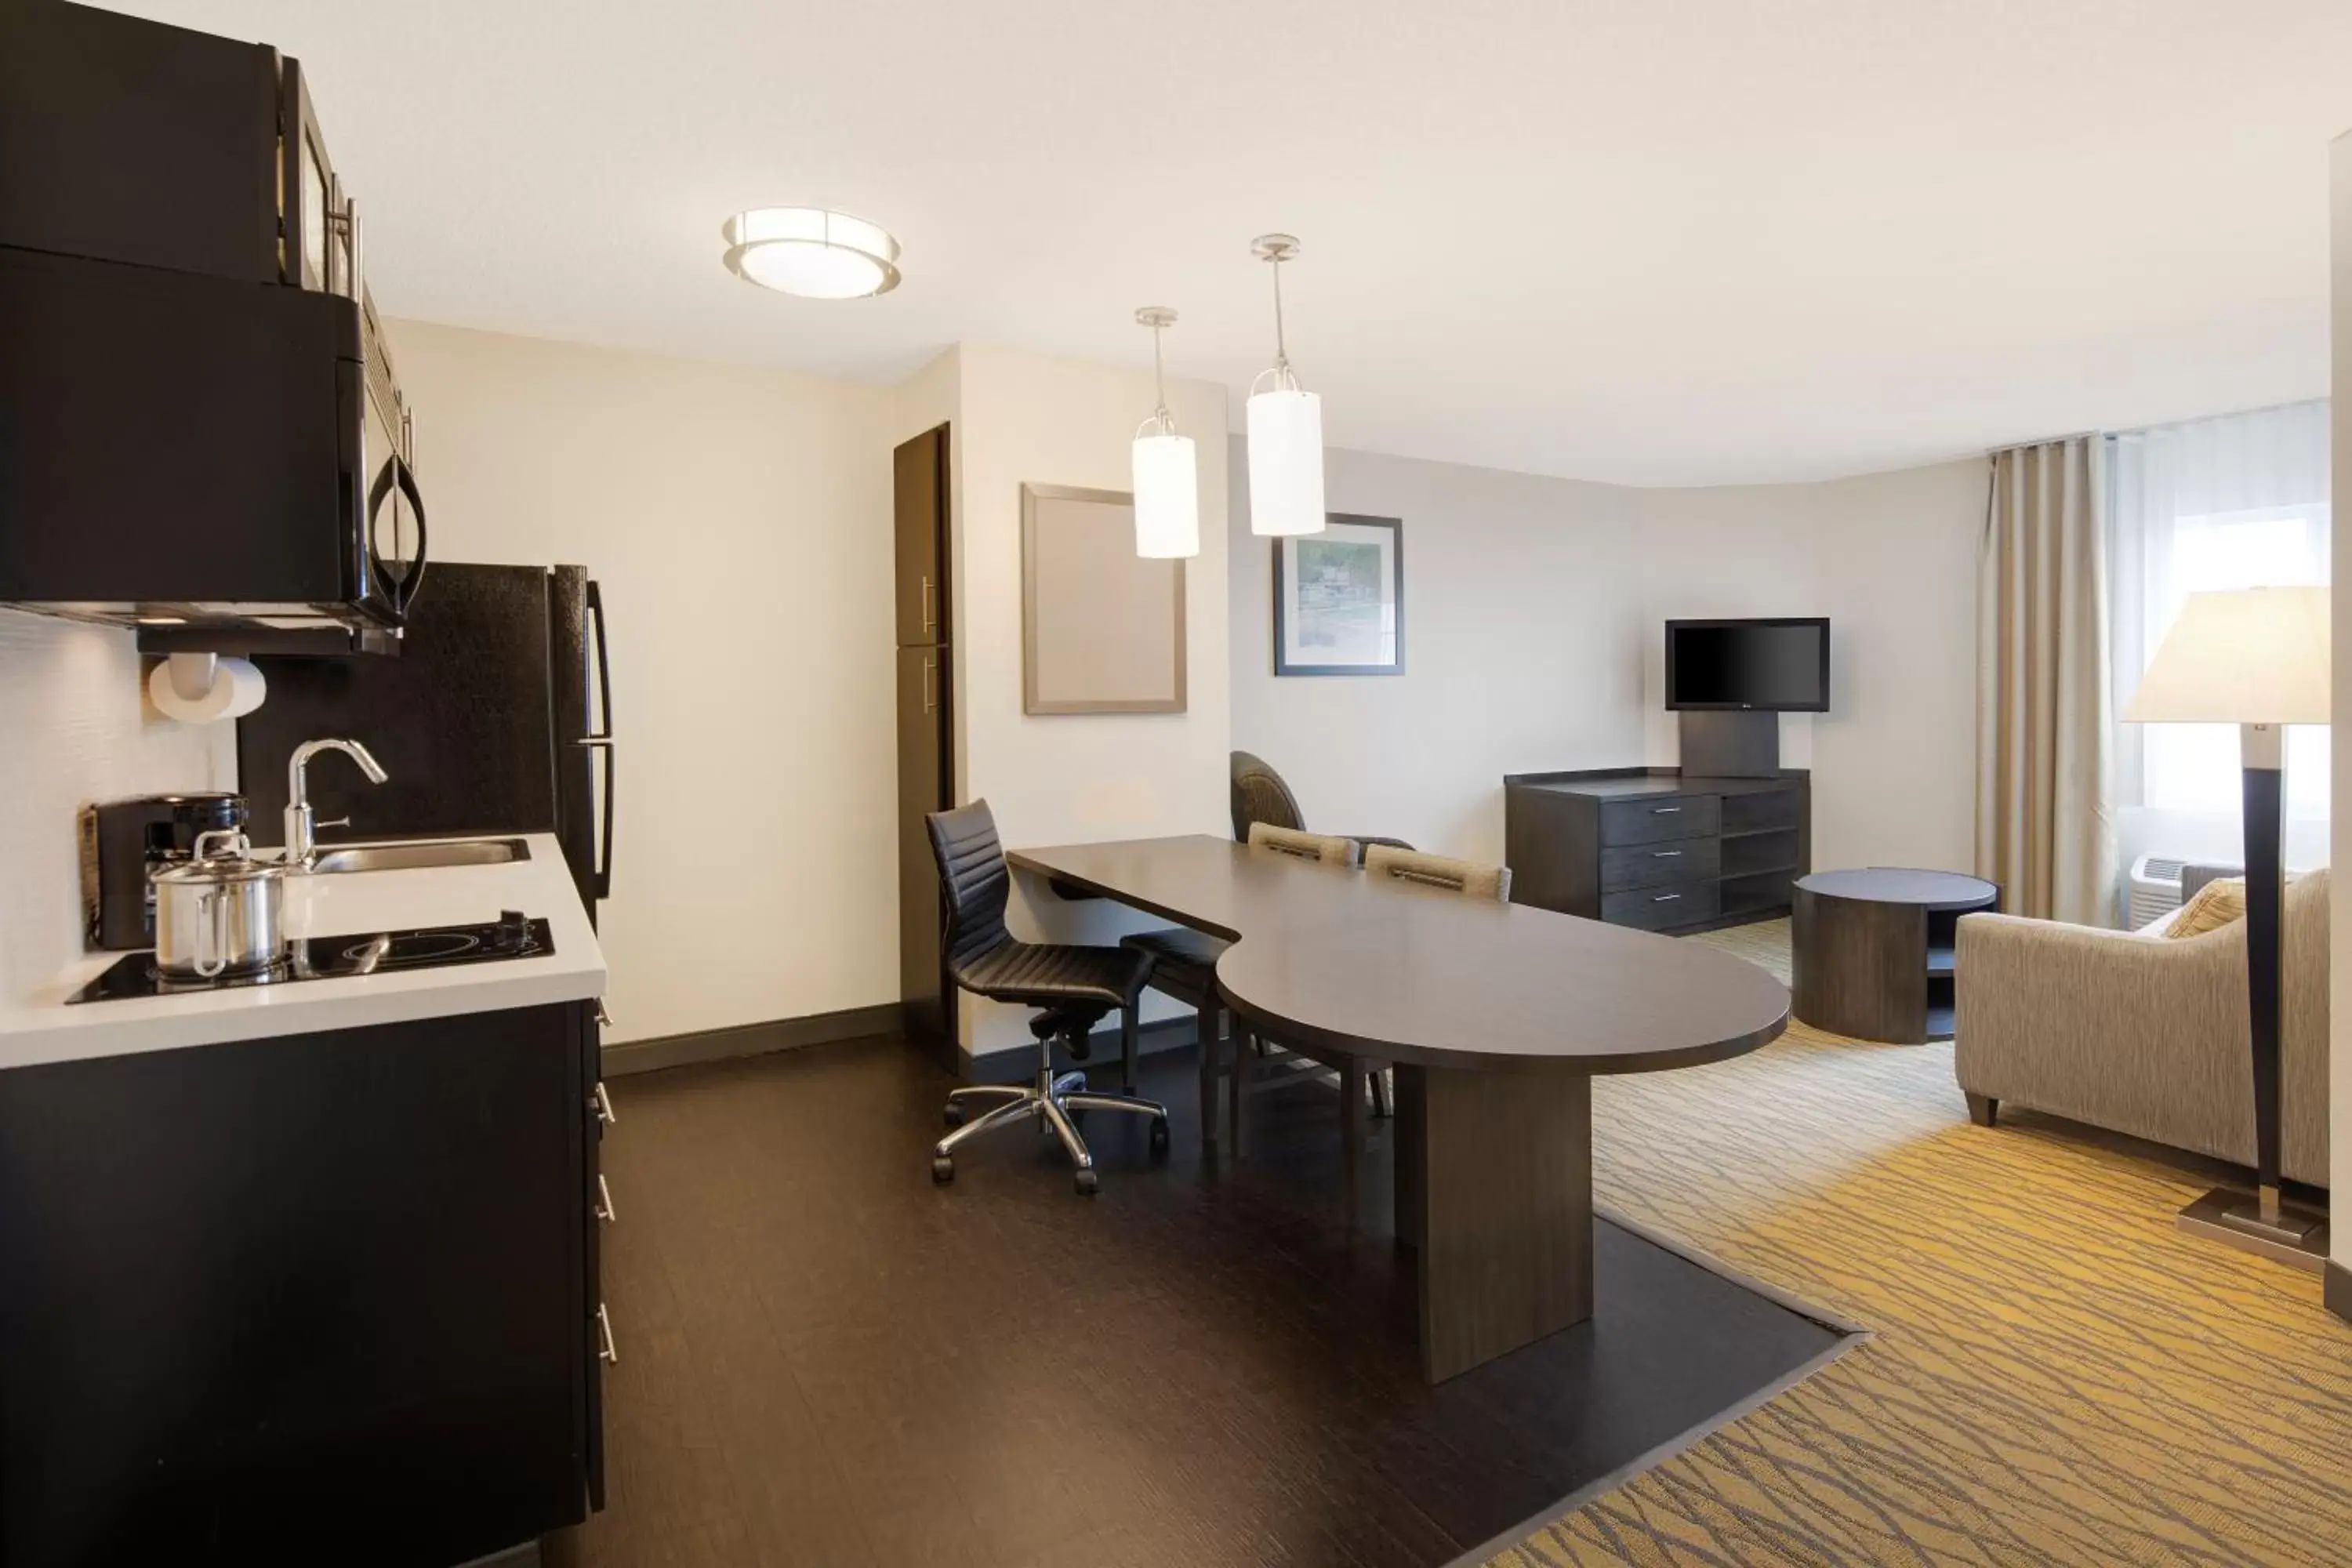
[1665,618,1830,712]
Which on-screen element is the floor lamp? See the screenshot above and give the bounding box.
[2124,585,2331,1269]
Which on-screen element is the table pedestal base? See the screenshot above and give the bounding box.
[1396,1065,1594,1382]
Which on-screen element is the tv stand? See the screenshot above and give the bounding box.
[1502,767,1810,934]
[1676,710,1780,779]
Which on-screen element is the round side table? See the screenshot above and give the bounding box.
[1791,868,1998,1044]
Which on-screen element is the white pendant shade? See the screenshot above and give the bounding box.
[1131,433,1200,558]
[1247,387,1327,536]
[2124,586,2330,725]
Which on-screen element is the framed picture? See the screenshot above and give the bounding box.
[1022,483,1188,714]
[1273,514,1404,677]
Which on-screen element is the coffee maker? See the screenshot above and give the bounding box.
[80,793,249,950]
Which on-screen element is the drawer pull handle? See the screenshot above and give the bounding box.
[1653,806,1682,815]
[595,1174,616,1224]
[1653,850,1682,858]
[597,1304,619,1365]
[1654,892,1683,902]
[593,1082,616,1128]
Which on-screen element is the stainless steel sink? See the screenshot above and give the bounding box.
[307,838,530,874]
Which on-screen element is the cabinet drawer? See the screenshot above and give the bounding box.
[1601,837,1721,893]
[1602,880,1721,931]
[1599,795,1719,846]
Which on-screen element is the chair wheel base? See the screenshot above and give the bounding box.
[1074,1167,1099,1196]
[931,1156,955,1184]
[942,1105,964,1129]
[1149,1116,1170,1152]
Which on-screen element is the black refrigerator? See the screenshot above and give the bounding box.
[237,562,614,925]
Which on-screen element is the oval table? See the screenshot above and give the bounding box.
[1791,867,1999,1044]
[1007,834,1791,1382]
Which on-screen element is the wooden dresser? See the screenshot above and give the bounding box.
[1503,768,1811,933]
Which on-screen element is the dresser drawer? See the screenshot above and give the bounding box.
[1599,794,1719,847]
[1602,880,1721,931]
[1600,836,1721,893]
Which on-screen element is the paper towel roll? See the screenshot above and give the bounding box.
[147,655,267,723]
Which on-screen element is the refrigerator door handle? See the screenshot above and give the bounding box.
[580,579,614,900]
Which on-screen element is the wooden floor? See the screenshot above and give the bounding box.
[546,1037,1846,1568]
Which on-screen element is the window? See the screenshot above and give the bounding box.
[2111,401,2331,827]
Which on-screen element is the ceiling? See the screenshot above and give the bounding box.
[118,0,2352,485]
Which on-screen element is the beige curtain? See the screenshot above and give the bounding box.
[1976,437,2116,924]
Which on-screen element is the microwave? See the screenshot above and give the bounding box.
[0,0,424,652]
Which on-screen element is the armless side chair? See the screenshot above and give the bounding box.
[1229,750,1413,856]
[926,800,1170,1196]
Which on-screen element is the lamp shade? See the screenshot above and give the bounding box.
[2123,586,2330,725]
[1246,387,1327,536]
[1131,433,1200,558]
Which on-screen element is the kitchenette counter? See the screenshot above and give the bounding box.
[0,832,605,1071]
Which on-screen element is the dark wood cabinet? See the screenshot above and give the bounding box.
[894,426,949,648]
[895,423,956,1065]
[1505,768,1809,934]
[0,1000,605,1567]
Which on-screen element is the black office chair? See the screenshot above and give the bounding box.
[927,800,1169,1196]
[1120,926,1230,1147]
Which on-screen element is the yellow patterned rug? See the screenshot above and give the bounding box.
[1493,918,2352,1567]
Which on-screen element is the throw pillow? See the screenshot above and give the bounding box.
[2165,877,2247,938]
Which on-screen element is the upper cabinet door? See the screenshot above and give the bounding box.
[894,425,949,647]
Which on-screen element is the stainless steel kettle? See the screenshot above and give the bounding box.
[151,829,287,979]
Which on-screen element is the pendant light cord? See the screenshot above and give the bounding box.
[1152,318,1172,429]
[1269,256,1290,376]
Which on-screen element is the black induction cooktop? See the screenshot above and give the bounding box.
[67,912,554,1004]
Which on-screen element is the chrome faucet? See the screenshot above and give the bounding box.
[285,739,389,866]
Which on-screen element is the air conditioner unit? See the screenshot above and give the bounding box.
[2127,855,2187,928]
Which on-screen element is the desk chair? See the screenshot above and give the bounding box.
[1120,925,1231,1148]
[1353,845,1514,1126]
[926,800,1169,1196]
[1229,750,1414,857]
[1227,826,1364,1152]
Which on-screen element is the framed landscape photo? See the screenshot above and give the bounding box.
[1273,514,1404,676]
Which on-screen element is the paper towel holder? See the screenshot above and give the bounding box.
[165,653,220,704]
[147,652,268,724]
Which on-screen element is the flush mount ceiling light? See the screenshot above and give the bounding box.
[720,207,901,299]
[1244,233,1326,538]
[1131,307,1200,559]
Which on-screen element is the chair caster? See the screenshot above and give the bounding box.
[932,1156,955,1184]
[1074,1167,1099,1197]
[942,1105,964,1129]
[1149,1116,1170,1153]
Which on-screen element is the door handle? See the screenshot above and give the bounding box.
[593,1081,616,1127]
[596,1304,618,1365]
[922,654,937,715]
[920,575,935,637]
[595,1174,615,1224]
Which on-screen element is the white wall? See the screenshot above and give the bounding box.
[387,320,896,1045]
[1227,444,1985,875]
[1229,441,1645,862]
[953,344,1232,1054]
[2329,129,2350,1271]
[0,612,236,1004]
[1635,459,1989,873]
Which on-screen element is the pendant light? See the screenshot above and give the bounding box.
[1245,233,1326,537]
[1131,307,1200,558]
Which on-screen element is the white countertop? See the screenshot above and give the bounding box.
[0,833,606,1071]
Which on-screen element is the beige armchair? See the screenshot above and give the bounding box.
[1952,869,2328,1186]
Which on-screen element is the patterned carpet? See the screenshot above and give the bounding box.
[1493,919,2352,1568]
